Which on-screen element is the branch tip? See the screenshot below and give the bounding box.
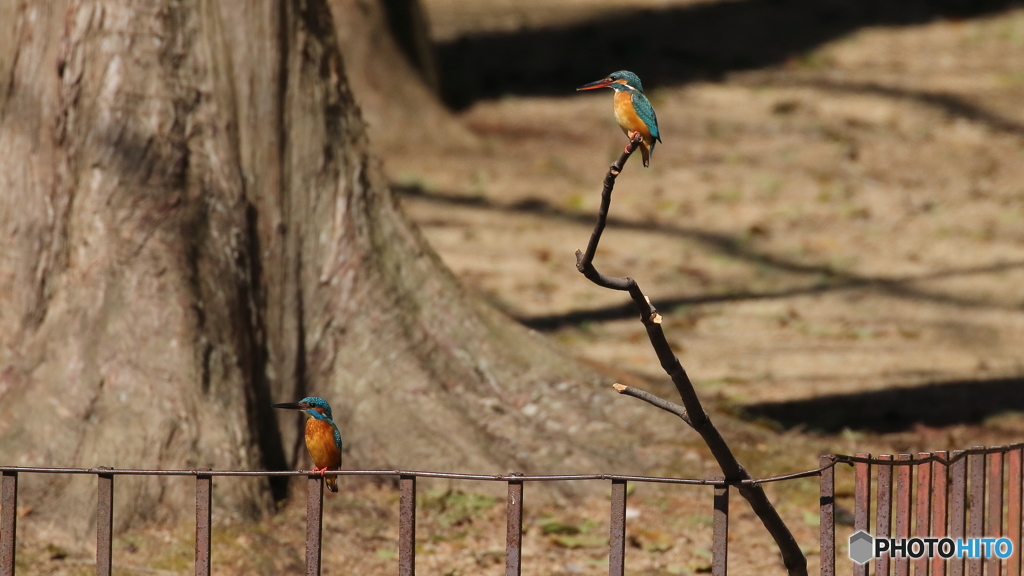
[612,383,628,392]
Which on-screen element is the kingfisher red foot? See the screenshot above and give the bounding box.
[577,71,662,167]
[273,396,343,493]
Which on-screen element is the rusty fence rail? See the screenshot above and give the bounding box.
[3,442,1023,576]
[820,443,1024,576]
[0,465,821,576]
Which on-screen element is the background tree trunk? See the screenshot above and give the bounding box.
[329,0,476,154]
[379,0,440,92]
[0,0,651,536]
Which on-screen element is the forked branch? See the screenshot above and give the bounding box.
[577,135,807,576]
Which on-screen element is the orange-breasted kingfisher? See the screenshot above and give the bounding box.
[577,70,662,167]
[273,396,343,493]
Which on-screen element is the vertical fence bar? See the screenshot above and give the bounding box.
[855,454,872,576]
[878,455,895,576]
[195,472,212,576]
[916,453,934,576]
[821,455,835,576]
[399,475,416,576]
[896,454,914,576]
[931,452,950,576]
[609,479,627,576]
[1,471,17,576]
[712,482,729,576]
[987,452,1005,576]
[969,449,987,576]
[506,479,524,576]
[97,470,114,576]
[306,476,324,576]
[1007,449,1023,576]
[951,451,969,576]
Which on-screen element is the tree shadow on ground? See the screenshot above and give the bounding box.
[435,0,1022,109]
[396,185,1024,329]
[740,377,1024,433]
[743,76,1024,137]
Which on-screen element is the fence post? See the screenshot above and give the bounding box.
[931,452,950,576]
[951,450,969,576]
[916,453,934,576]
[895,454,914,576]
[969,448,986,576]
[306,475,325,576]
[855,454,872,576]
[609,479,627,576]
[506,479,524,576]
[195,470,212,576]
[987,452,1005,576]
[1,471,17,576]
[399,475,416,576]
[820,455,835,576]
[1007,449,1023,576]
[712,480,729,576]
[97,469,114,576]
[877,455,895,576]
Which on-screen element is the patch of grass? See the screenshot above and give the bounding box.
[393,172,436,193]
[420,489,499,528]
[684,514,714,529]
[550,533,608,549]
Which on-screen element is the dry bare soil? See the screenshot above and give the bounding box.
[13,2,1024,576]
[396,1,1024,448]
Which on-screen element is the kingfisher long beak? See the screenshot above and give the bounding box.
[272,402,307,410]
[576,78,614,91]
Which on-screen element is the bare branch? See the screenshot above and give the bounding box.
[578,137,808,576]
[612,383,692,427]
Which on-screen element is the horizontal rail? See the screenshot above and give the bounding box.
[8,443,1022,483]
[7,442,1022,482]
[834,443,1024,467]
[0,466,825,485]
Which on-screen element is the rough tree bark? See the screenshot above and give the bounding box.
[0,0,651,537]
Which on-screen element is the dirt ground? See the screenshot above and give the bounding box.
[12,3,1024,576]
[395,2,1024,432]
[388,1,1024,574]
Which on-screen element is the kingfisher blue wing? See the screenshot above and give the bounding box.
[332,423,343,452]
[631,92,661,143]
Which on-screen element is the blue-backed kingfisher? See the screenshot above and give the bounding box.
[577,70,662,167]
[273,396,343,492]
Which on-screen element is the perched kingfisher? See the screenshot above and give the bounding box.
[577,70,662,167]
[273,396,343,493]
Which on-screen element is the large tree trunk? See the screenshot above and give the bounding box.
[0,0,648,536]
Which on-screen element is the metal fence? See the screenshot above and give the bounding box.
[821,444,1024,576]
[2,443,1022,576]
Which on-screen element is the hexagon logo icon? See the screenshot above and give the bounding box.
[849,531,874,564]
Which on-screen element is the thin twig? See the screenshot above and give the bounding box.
[577,137,807,576]
[612,383,691,426]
